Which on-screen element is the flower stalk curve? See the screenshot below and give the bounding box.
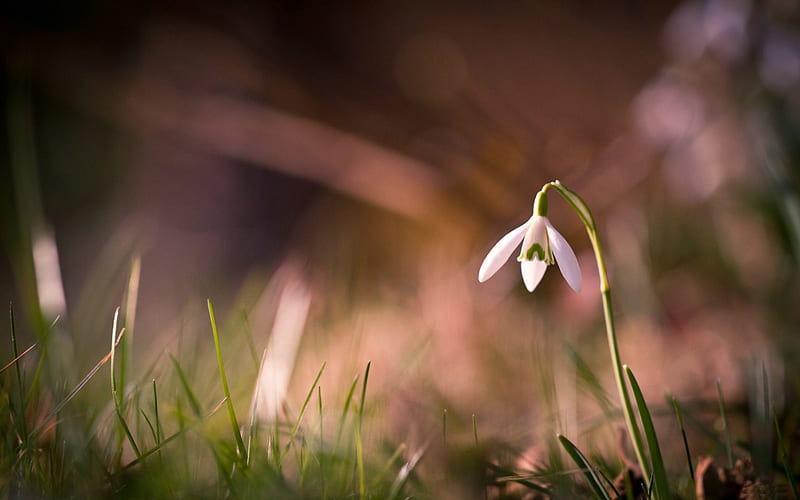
[478,180,650,489]
[541,180,650,487]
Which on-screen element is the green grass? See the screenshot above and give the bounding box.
[3,277,800,500]
[0,302,425,499]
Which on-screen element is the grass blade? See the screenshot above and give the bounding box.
[473,414,488,500]
[357,361,371,498]
[1,342,37,375]
[110,307,121,403]
[487,465,551,494]
[318,385,326,498]
[358,361,371,427]
[335,373,359,450]
[669,396,694,484]
[557,434,612,500]
[9,303,25,407]
[442,408,448,448]
[388,443,428,500]
[281,362,326,461]
[153,379,163,443]
[240,310,260,368]
[355,429,365,498]
[625,366,669,500]
[371,443,406,490]
[141,409,158,446]
[114,406,142,458]
[597,465,622,499]
[171,355,203,418]
[110,308,141,461]
[716,379,733,468]
[119,397,228,473]
[565,344,613,413]
[30,328,126,439]
[774,408,800,499]
[208,299,248,463]
[7,303,31,444]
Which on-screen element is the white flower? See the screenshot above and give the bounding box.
[478,214,582,293]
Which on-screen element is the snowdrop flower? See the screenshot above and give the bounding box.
[478,191,581,293]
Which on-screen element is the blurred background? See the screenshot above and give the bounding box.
[2,0,800,489]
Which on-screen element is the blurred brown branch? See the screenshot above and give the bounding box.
[43,57,459,223]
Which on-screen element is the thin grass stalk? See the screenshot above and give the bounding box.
[245,391,257,469]
[774,408,800,499]
[171,356,203,417]
[114,407,142,459]
[546,181,650,484]
[442,408,448,449]
[141,410,158,445]
[388,444,427,500]
[240,310,260,368]
[565,344,613,414]
[371,444,406,490]
[356,361,371,498]
[110,309,141,460]
[245,345,266,468]
[9,303,27,440]
[557,434,612,500]
[471,414,479,447]
[269,424,281,471]
[318,386,327,500]
[597,467,622,499]
[207,299,248,464]
[280,362,325,463]
[30,328,126,439]
[1,341,37,377]
[295,434,306,486]
[669,396,694,483]
[25,338,47,408]
[211,446,236,495]
[335,374,359,450]
[358,361,371,427]
[472,414,489,500]
[110,308,120,403]
[153,379,163,443]
[750,362,773,476]
[716,379,733,468]
[486,467,550,494]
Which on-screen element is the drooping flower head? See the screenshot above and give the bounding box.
[478,189,581,293]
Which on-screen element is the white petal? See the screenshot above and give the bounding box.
[520,215,547,261]
[546,221,582,292]
[478,218,532,282]
[521,259,547,292]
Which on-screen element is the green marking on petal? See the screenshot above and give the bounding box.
[524,243,545,261]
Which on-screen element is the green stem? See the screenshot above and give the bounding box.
[545,181,650,485]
